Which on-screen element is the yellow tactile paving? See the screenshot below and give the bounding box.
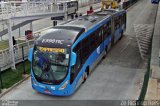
[145,78,157,100]
[157,82,160,100]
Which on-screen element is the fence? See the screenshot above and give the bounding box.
[0,39,35,71]
[0,1,68,20]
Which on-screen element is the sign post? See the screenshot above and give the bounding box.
[0,67,3,93]
[22,46,26,75]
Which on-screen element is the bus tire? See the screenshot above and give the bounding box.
[103,46,108,59]
[120,31,123,40]
[82,71,87,84]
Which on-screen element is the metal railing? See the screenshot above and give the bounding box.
[0,39,34,71]
[0,1,68,20]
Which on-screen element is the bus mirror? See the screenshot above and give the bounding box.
[28,48,33,62]
[71,52,77,66]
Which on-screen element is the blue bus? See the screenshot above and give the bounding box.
[28,9,126,96]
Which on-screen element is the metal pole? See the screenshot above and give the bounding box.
[8,19,16,70]
[0,67,3,91]
[19,27,21,37]
[30,22,33,32]
[22,46,26,74]
[64,3,68,21]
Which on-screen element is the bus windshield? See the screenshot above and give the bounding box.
[32,46,70,84]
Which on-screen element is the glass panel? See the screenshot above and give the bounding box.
[32,46,70,84]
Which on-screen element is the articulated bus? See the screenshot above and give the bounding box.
[28,9,126,96]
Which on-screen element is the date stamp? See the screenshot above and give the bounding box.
[121,100,160,106]
[1,100,18,106]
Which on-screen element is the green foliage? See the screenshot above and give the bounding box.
[0,40,25,50]
[0,61,31,89]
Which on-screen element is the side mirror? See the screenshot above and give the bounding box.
[70,52,77,66]
[28,48,33,62]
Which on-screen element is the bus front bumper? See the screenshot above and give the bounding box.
[31,78,74,96]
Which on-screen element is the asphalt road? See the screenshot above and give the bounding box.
[0,0,158,105]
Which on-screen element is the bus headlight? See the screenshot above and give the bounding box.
[59,80,69,90]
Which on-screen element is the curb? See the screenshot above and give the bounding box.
[0,74,30,98]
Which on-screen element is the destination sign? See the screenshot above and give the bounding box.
[38,47,65,53]
[42,39,64,45]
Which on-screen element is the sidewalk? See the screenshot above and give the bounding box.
[145,3,160,100]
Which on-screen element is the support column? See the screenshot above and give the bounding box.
[29,22,33,42]
[30,22,33,31]
[64,3,68,21]
[8,19,16,70]
[19,27,21,37]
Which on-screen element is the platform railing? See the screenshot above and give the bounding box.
[0,39,35,71]
[0,1,67,20]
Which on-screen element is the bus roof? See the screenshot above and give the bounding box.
[35,9,126,48]
[36,26,85,48]
[59,13,111,30]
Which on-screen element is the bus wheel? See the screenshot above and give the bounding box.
[82,71,87,84]
[103,46,107,59]
[120,31,123,40]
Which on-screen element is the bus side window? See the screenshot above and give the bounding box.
[121,14,125,25]
[90,33,96,52]
[81,37,90,63]
[103,23,107,39]
[114,17,117,30]
[115,16,120,30]
[103,21,111,39]
[124,13,126,24]
[108,21,112,36]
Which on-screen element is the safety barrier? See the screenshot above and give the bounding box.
[0,39,34,71]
